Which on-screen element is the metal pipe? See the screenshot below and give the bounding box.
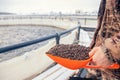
[56,33,60,44]
[59,26,79,35]
[0,34,57,53]
[0,26,94,53]
[77,26,81,41]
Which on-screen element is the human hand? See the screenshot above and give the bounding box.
[89,47,112,68]
[104,33,120,59]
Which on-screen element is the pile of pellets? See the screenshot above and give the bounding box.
[46,44,91,60]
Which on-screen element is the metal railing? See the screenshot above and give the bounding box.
[0,26,81,53]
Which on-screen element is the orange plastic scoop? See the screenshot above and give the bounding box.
[46,53,120,70]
